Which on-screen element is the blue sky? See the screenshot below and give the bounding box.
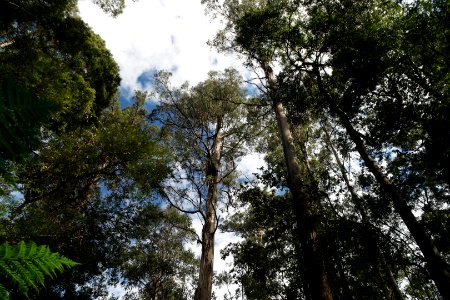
[77,1,266,297]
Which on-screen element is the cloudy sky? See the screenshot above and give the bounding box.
[77,0,265,298]
[78,0,248,101]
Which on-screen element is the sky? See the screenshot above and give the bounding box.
[77,0,265,298]
[78,0,249,102]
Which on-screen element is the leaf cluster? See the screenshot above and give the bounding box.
[0,241,77,299]
[0,0,121,130]
[0,79,58,183]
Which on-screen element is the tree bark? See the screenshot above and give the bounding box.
[316,74,450,299]
[195,120,223,300]
[261,61,333,300]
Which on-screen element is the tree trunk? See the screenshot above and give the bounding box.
[195,120,223,300]
[196,185,217,300]
[323,125,404,300]
[261,61,333,300]
[316,75,450,299]
[377,246,405,300]
[338,107,450,299]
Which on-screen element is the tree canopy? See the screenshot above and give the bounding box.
[1,0,449,299]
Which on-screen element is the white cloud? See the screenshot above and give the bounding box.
[78,0,243,96]
[237,152,266,180]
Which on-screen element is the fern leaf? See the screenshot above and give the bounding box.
[0,241,78,298]
[10,260,35,295]
[0,260,26,294]
[0,282,9,300]
[16,242,26,259]
[27,243,38,257]
[0,243,12,260]
[32,256,52,279]
[23,259,45,287]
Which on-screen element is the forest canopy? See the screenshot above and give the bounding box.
[1,0,449,299]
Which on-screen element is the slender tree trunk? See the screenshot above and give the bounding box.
[323,125,404,300]
[316,75,450,299]
[337,106,450,299]
[195,121,223,300]
[260,61,333,300]
[377,246,405,300]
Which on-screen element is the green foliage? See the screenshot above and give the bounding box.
[0,241,78,299]
[0,79,58,165]
[3,94,172,298]
[1,0,449,298]
[0,1,121,130]
[153,69,253,211]
[17,93,171,213]
[91,0,126,17]
[153,69,257,299]
[0,78,59,196]
[235,3,289,63]
[204,0,450,298]
[120,206,199,299]
[221,186,302,299]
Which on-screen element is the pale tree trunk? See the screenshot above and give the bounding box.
[315,74,450,299]
[261,61,333,300]
[195,120,223,300]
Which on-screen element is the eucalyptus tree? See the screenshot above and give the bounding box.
[202,1,334,298]
[292,1,450,297]
[242,114,406,299]
[270,1,450,298]
[203,0,450,298]
[152,69,254,300]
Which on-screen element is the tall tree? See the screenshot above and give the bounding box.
[202,1,334,299]
[152,69,253,300]
[204,0,450,298]
[268,0,450,296]
[303,1,450,296]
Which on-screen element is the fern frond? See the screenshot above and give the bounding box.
[16,242,26,259]
[0,241,78,299]
[0,243,12,260]
[0,283,9,300]
[10,259,36,295]
[32,255,52,279]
